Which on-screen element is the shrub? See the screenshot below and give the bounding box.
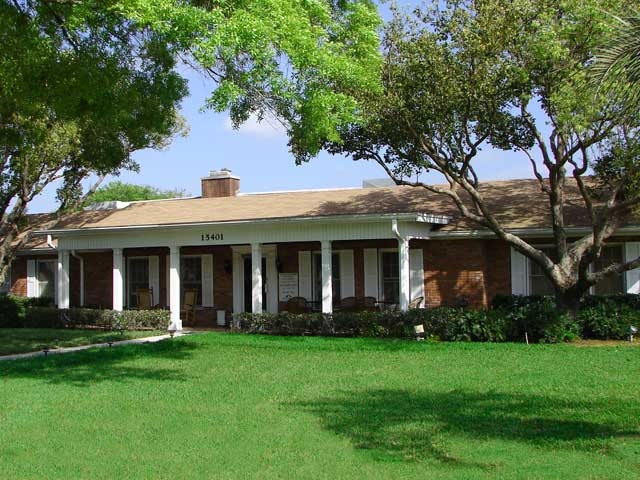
[22,307,170,331]
[0,295,54,327]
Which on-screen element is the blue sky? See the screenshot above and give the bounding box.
[28,1,534,213]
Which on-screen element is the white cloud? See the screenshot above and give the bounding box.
[223,113,286,140]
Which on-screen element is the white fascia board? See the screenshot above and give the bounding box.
[33,212,450,238]
[15,248,57,256]
[428,226,640,240]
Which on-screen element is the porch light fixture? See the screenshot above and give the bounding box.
[224,259,232,275]
[276,258,282,273]
[629,325,637,342]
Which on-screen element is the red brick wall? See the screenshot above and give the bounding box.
[9,257,27,296]
[201,178,240,198]
[82,251,113,308]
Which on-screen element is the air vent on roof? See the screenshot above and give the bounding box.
[362,178,396,188]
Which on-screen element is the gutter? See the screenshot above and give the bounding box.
[70,250,84,306]
[33,212,451,238]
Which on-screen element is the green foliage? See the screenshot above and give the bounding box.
[85,181,187,205]
[0,334,639,478]
[0,0,188,279]
[0,295,53,328]
[20,307,170,331]
[592,10,640,112]
[323,0,640,311]
[119,0,382,159]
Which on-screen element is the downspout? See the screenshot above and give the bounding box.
[71,250,84,307]
[391,218,402,241]
[46,234,56,250]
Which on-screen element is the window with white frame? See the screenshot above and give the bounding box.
[379,250,399,303]
[528,247,556,296]
[0,267,10,294]
[514,245,628,296]
[36,259,56,299]
[127,257,149,308]
[311,252,340,304]
[593,245,625,295]
[181,256,203,306]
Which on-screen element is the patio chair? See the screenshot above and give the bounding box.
[362,296,377,311]
[408,296,424,309]
[181,288,198,324]
[135,288,154,310]
[339,296,358,312]
[285,296,310,313]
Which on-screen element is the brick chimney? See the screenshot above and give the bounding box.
[201,168,240,198]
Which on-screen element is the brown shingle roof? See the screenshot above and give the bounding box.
[38,178,633,233]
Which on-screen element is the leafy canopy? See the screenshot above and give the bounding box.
[85,181,188,204]
[325,0,640,309]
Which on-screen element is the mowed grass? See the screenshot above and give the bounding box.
[0,329,164,356]
[0,333,638,479]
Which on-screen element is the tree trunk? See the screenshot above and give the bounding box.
[554,285,585,318]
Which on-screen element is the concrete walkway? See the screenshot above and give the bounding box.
[0,331,194,362]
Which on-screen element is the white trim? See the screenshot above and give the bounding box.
[510,248,528,295]
[409,249,425,302]
[298,251,312,301]
[339,250,354,298]
[27,260,37,298]
[231,245,277,313]
[201,254,214,307]
[112,249,124,311]
[625,242,640,294]
[363,248,379,299]
[148,256,160,306]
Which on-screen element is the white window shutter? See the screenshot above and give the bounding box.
[148,256,160,306]
[409,249,425,302]
[339,250,355,298]
[624,242,640,294]
[510,248,528,295]
[165,255,170,307]
[27,260,37,298]
[298,251,312,300]
[363,248,379,299]
[201,254,214,307]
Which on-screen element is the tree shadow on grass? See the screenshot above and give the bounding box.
[292,388,639,467]
[0,338,200,387]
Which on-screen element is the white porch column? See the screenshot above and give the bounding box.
[251,243,263,314]
[169,246,182,330]
[57,249,70,309]
[398,237,410,311]
[321,240,333,313]
[112,248,124,311]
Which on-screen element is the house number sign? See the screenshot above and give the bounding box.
[200,233,224,241]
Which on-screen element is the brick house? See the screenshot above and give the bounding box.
[3,170,639,329]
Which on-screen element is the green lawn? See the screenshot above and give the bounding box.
[0,329,164,356]
[0,333,638,479]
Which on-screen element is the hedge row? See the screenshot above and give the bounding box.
[22,307,171,330]
[0,295,170,330]
[233,294,640,343]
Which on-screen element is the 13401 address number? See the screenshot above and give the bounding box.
[201,233,224,241]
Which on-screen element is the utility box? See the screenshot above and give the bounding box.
[216,310,226,327]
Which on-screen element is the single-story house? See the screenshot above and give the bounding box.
[2,169,639,329]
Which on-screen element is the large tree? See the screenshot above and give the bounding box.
[85,181,187,204]
[0,0,381,283]
[592,10,640,110]
[0,0,189,281]
[323,0,640,312]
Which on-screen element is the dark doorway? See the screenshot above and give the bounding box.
[243,256,267,312]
